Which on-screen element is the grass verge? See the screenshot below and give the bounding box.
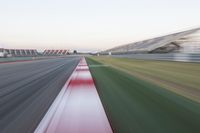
[88,56,200,102]
[87,57,200,133]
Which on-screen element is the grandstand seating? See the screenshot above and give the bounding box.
[103,27,200,54]
[2,49,38,57]
[43,49,70,56]
[1,48,71,57]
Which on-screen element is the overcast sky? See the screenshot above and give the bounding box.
[0,0,200,52]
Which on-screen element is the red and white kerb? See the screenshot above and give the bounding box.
[35,57,113,133]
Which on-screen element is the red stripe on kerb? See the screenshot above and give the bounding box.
[69,78,94,86]
[35,57,113,133]
[76,68,89,71]
[78,64,87,66]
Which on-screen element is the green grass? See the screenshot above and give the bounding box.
[88,56,200,102]
[87,57,200,133]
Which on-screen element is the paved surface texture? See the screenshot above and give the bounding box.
[0,57,80,133]
[35,58,113,133]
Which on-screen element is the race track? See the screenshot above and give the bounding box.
[0,57,80,133]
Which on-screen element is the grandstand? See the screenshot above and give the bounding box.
[0,48,72,57]
[2,49,38,57]
[102,27,200,54]
[43,49,70,56]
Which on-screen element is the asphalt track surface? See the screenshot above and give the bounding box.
[0,57,80,133]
